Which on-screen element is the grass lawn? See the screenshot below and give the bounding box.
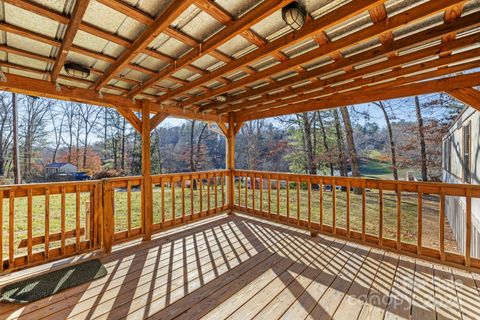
[360,158,415,180]
[2,180,460,261]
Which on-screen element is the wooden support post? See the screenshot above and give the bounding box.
[141,100,153,241]
[227,113,236,214]
[102,180,113,253]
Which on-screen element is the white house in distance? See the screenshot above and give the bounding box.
[442,106,480,258]
[45,162,77,177]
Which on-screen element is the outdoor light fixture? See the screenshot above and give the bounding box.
[0,71,7,82]
[216,94,227,102]
[64,62,90,79]
[282,1,307,30]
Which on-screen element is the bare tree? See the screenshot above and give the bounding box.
[333,109,347,176]
[49,104,66,163]
[340,106,361,178]
[78,104,101,169]
[296,112,317,174]
[414,96,428,181]
[0,93,12,177]
[317,111,334,175]
[373,101,398,180]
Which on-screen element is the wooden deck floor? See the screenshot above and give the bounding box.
[1,213,480,320]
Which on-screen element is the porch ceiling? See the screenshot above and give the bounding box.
[0,0,479,121]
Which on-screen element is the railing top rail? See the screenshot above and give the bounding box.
[233,169,480,193]
[0,179,100,190]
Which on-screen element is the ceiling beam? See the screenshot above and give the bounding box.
[235,72,480,121]
[203,10,480,113]
[128,0,293,98]
[174,0,468,109]
[237,56,480,117]
[50,0,90,82]
[447,88,480,111]
[0,73,226,122]
[215,32,480,114]
[93,0,196,91]
[155,0,385,103]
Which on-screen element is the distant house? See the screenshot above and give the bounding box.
[442,106,480,258]
[45,162,77,176]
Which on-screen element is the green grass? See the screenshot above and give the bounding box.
[360,158,415,180]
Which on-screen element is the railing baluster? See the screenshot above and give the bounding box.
[171,178,175,223]
[190,175,194,215]
[260,175,263,214]
[252,174,255,214]
[237,173,241,207]
[439,189,445,261]
[417,186,423,255]
[362,180,366,242]
[332,181,336,234]
[319,178,323,231]
[214,173,218,212]
[76,185,81,251]
[182,176,185,221]
[346,181,350,238]
[244,175,248,209]
[466,189,472,267]
[27,189,33,263]
[396,184,401,250]
[268,175,271,216]
[161,178,165,227]
[221,173,225,207]
[9,190,14,269]
[207,174,211,214]
[286,177,290,221]
[61,186,66,254]
[199,176,203,214]
[379,182,383,246]
[127,180,132,236]
[276,176,280,220]
[296,177,300,226]
[308,180,311,230]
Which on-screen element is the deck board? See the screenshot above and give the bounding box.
[1,213,480,320]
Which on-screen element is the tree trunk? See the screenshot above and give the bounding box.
[377,101,399,180]
[333,109,347,176]
[300,113,317,175]
[12,93,20,184]
[340,107,361,178]
[318,112,334,176]
[189,120,196,172]
[121,117,126,170]
[415,96,428,181]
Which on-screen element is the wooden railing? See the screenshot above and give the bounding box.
[0,180,102,271]
[2,169,480,272]
[233,170,480,270]
[102,170,230,247]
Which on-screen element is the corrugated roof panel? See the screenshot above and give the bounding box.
[117,18,146,41]
[342,38,381,58]
[215,0,262,18]
[249,11,286,40]
[181,10,224,42]
[135,54,167,72]
[217,35,252,57]
[5,3,61,39]
[282,38,317,58]
[29,0,68,13]
[121,0,175,17]
[310,0,351,19]
[5,33,54,57]
[193,54,222,69]
[326,10,373,41]
[120,68,150,82]
[83,1,126,35]
[151,36,190,59]
[393,12,443,40]
[7,68,46,80]
[385,0,428,17]
[7,54,48,71]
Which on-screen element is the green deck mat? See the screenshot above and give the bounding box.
[0,259,107,304]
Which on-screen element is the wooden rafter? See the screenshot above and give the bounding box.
[127,0,293,98]
[0,73,226,122]
[115,106,142,133]
[93,0,196,91]
[215,31,480,114]
[50,0,90,82]
[235,72,480,121]
[178,0,467,110]
[447,88,480,112]
[203,10,480,113]
[155,0,385,104]
[150,112,169,130]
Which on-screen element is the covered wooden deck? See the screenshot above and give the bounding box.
[1,213,480,320]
